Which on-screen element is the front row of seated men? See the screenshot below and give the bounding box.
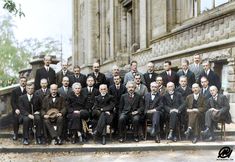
[16,77,231,145]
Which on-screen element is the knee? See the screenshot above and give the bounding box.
[23,116,30,123]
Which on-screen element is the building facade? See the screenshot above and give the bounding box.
[72,0,235,102]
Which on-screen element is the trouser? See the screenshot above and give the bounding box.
[43,116,64,139]
[12,113,22,135]
[22,114,42,139]
[146,111,161,133]
[95,111,113,136]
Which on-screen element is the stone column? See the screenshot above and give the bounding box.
[109,0,115,60]
[139,0,147,49]
[72,0,79,67]
[121,7,127,52]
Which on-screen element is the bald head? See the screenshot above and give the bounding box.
[50,84,58,96]
[93,62,100,73]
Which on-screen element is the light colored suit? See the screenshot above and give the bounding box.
[124,71,146,85]
[189,63,204,82]
[135,84,148,97]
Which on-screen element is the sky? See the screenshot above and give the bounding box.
[0,0,72,61]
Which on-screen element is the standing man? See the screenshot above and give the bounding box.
[144,82,163,143]
[199,60,221,90]
[34,55,56,90]
[87,62,107,89]
[35,79,50,100]
[118,81,144,142]
[189,54,204,83]
[134,74,148,97]
[56,62,73,87]
[161,61,179,87]
[107,65,123,86]
[41,84,67,145]
[184,83,206,144]
[143,62,158,92]
[58,76,72,99]
[19,83,43,145]
[201,86,232,141]
[163,82,184,142]
[11,76,27,140]
[200,76,212,100]
[69,65,87,88]
[156,76,167,97]
[177,59,196,88]
[124,61,146,85]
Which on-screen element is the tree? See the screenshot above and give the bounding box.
[2,0,25,17]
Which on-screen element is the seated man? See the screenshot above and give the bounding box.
[163,82,184,142]
[184,83,206,144]
[144,82,163,143]
[19,83,43,145]
[92,84,115,145]
[118,81,144,143]
[67,83,89,144]
[41,84,66,145]
[201,86,232,141]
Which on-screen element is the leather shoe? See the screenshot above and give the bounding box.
[173,136,177,142]
[57,137,62,145]
[201,128,210,137]
[23,138,29,145]
[192,137,198,144]
[12,134,18,141]
[155,134,160,143]
[167,130,173,140]
[36,138,42,145]
[134,136,139,142]
[71,136,76,144]
[184,128,192,140]
[207,136,215,142]
[102,136,106,145]
[119,138,124,143]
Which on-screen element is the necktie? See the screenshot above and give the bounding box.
[89,87,92,93]
[116,85,120,89]
[64,87,68,94]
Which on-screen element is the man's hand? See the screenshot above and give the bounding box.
[44,115,49,119]
[170,109,178,113]
[34,111,40,115]
[57,113,62,117]
[192,108,199,112]
[147,109,156,113]
[28,114,34,119]
[74,110,80,114]
[132,111,138,115]
[15,109,20,115]
[105,111,110,115]
[210,108,218,112]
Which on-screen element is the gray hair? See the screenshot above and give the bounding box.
[72,82,82,90]
[126,81,136,89]
[40,78,48,84]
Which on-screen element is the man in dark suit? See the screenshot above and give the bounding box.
[118,81,144,142]
[92,84,115,145]
[107,65,123,87]
[161,61,179,87]
[34,55,56,90]
[87,62,107,89]
[69,65,87,88]
[11,77,27,140]
[177,59,196,88]
[143,62,158,92]
[67,82,89,144]
[41,84,67,145]
[163,82,184,142]
[199,61,221,90]
[109,75,127,134]
[56,62,73,87]
[201,86,232,141]
[184,83,206,144]
[200,76,212,100]
[58,76,72,99]
[19,83,43,145]
[175,76,193,132]
[82,76,100,113]
[144,82,163,143]
[34,78,50,101]
[156,76,167,97]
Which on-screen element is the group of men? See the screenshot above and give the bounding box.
[11,54,232,145]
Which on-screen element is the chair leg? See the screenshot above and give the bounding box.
[144,121,147,141]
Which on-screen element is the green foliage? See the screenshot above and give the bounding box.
[2,0,25,18]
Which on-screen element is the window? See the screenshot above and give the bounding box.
[200,0,229,13]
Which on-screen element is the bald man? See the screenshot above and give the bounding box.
[87,62,107,89]
[143,62,158,92]
[201,86,231,141]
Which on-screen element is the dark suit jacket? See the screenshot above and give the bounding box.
[161,70,179,87]
[87,72,107,89]
[11,87,27,112]
[56,70,73,87]
[175,86,193,100]
[158,86,167,97]
[107,76,124,87]
[185,94,206,113]
[67,92,88,114]
[82,87,100,111]
[200,87,212,100]
[93,94,115,112]
[144,92,163,114]
[69,73,87,88]
[162,92,184,113]
[34,67,56,90]
[109,84,127,109]
[19,94,41,116]
[119,93,144,115]
[177,70,196,88]
[199,70,221,90]
[41,94,67,117]
[58,86,72,99]
[207,94,232,124]
[143,72,158,92]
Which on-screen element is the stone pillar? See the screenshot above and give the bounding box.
[167,0,176,32]
[139,0,147,49]
[72,0,79,67]
[121,7,127,52]
[109,0,115,60]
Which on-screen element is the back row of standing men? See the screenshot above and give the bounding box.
[11,54,231,145]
